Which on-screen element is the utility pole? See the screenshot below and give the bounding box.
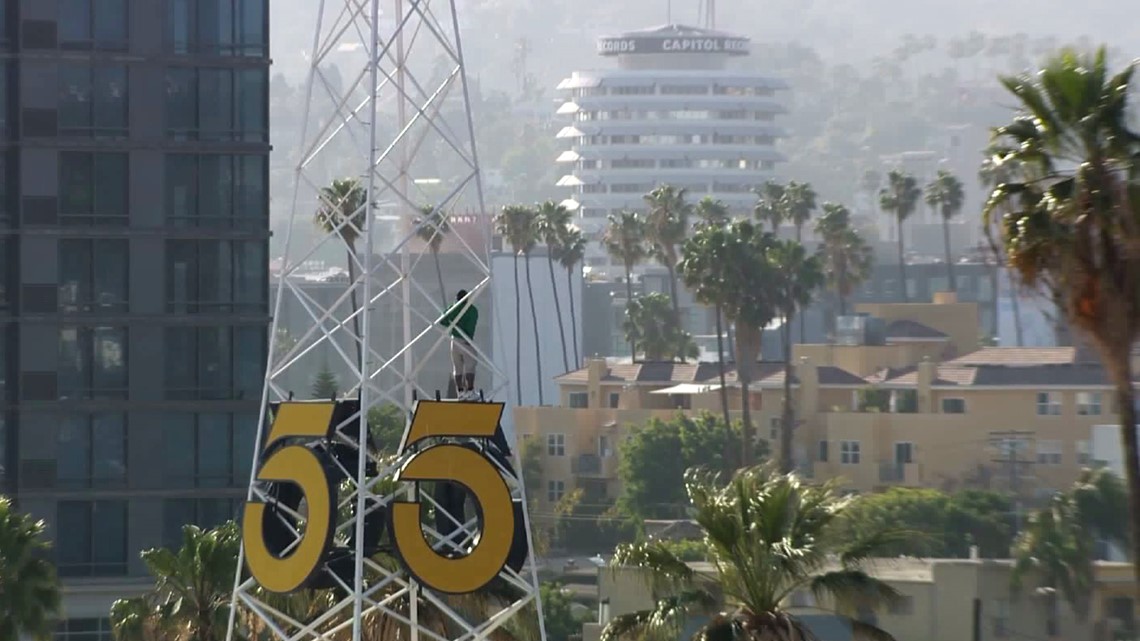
[990,430,1035,536]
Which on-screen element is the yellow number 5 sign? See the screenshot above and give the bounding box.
[242,402,338,594]
[390,401,516,594]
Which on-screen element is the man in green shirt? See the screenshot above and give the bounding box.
[440,289,479,399]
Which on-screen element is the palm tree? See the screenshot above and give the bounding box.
[693,197,734,430]
[782,181,818,243]
[680,221,780,466]
[1011,493,1094,627]
[815,203,874,319]
[0,497,60,641]
[557,226,587,368]
[414,204,451,307]
[753,180,786,233]
[495,205,541,405]
[781,181,818,340]
[537,200,573,372]
[768,241,825,474]
[110,523,240,641]
[979,147,1026,347]
[643,184,691,317]
[984,48,1140,584]
[623,292,698,362]
[878,170,921,302]
[924,170,965,291]
[602,211,649,358]
[316,178,367,370]
[603,467,903,641]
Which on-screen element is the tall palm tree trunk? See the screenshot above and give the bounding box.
[735,324,760,467]
[665,261,681,319]
[546,252,569,372]
[566,267,580,368]
[625,263,637,359]
[780,318,796,474]
[513,255,522,405]
[1109,354,1140,587]
[1010,285,1025,347]
[524,256,545,405]
[896,220,909,302]
[714,305,731,432]
[432,249,447,307]
[796,226,806,341]
[942,219,957,292]
[346,246,363,377]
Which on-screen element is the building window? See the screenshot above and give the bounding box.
[58,327,128,400]
[546,433,565,457]
[59,152,129,226]
[162,498,238,550]
[941,398,966,414]
[59,239,129,313]
[1077,440,1091,466]
[1077,391,1103,416]
[164,412,257,488]
[55,618,114,641]
[58,0,128,50]
[56,500,128,577]
[166,240,267,313]
[1036,392,1062,416]
[599,435,611,457]
[1036,440,1063,465]
[165,67,267,142]
[840,441,861,465]
[0,239,11,309]
[546,479,565,503]
[57,414,126,489]
[769,417,781,441]
[817,440,828,462]
[166,154,267,229]
[163,326,265,400]
[58,64,128,138]
[992,598,1010,638]
[567,392,587,408]
[608,392,620,408]
[169,0,268,56]
[888,595,914,615]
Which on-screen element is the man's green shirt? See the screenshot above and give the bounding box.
[441,300,478,341]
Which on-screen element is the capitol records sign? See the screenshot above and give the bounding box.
[597,35,749,56]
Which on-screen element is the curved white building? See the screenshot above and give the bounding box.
[555,24,789,271]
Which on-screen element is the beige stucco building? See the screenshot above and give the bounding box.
[515,293,1134,511]
[582,558,1140,641]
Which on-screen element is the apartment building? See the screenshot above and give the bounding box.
[515,292,1121,509]
[1,0,270,633]
[585,558,1140,641]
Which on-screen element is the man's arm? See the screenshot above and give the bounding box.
[440,302,459,326]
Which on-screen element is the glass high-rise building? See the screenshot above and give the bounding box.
[0,0,269,631]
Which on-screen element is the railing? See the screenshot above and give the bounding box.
[573,454,601,475]
[879,462,905,483]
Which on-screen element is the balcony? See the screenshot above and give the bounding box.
[878,461,922,486]
[572,453,618,478]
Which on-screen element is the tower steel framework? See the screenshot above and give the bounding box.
[225,0,545,639]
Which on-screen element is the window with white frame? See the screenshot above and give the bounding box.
[840,440,861,464]
[818,440,829,462]
[1036,392,1061,416]
[608,392,620,408]
[1077,440,1091,465]
[769,417,780,441]
[547,433,565,457]
[1036,439,1062,465]
[547,480,565,503]
[941,398,966,414]
[1077,391,1103,416]
[568,392,588,408]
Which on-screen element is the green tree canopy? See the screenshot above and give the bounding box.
[622,292,698,363]
[0,497,60,641]
[618,412,743,520]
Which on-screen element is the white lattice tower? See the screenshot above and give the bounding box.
[225,0,546,639]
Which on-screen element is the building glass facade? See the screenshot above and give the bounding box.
[0,0,269,625]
